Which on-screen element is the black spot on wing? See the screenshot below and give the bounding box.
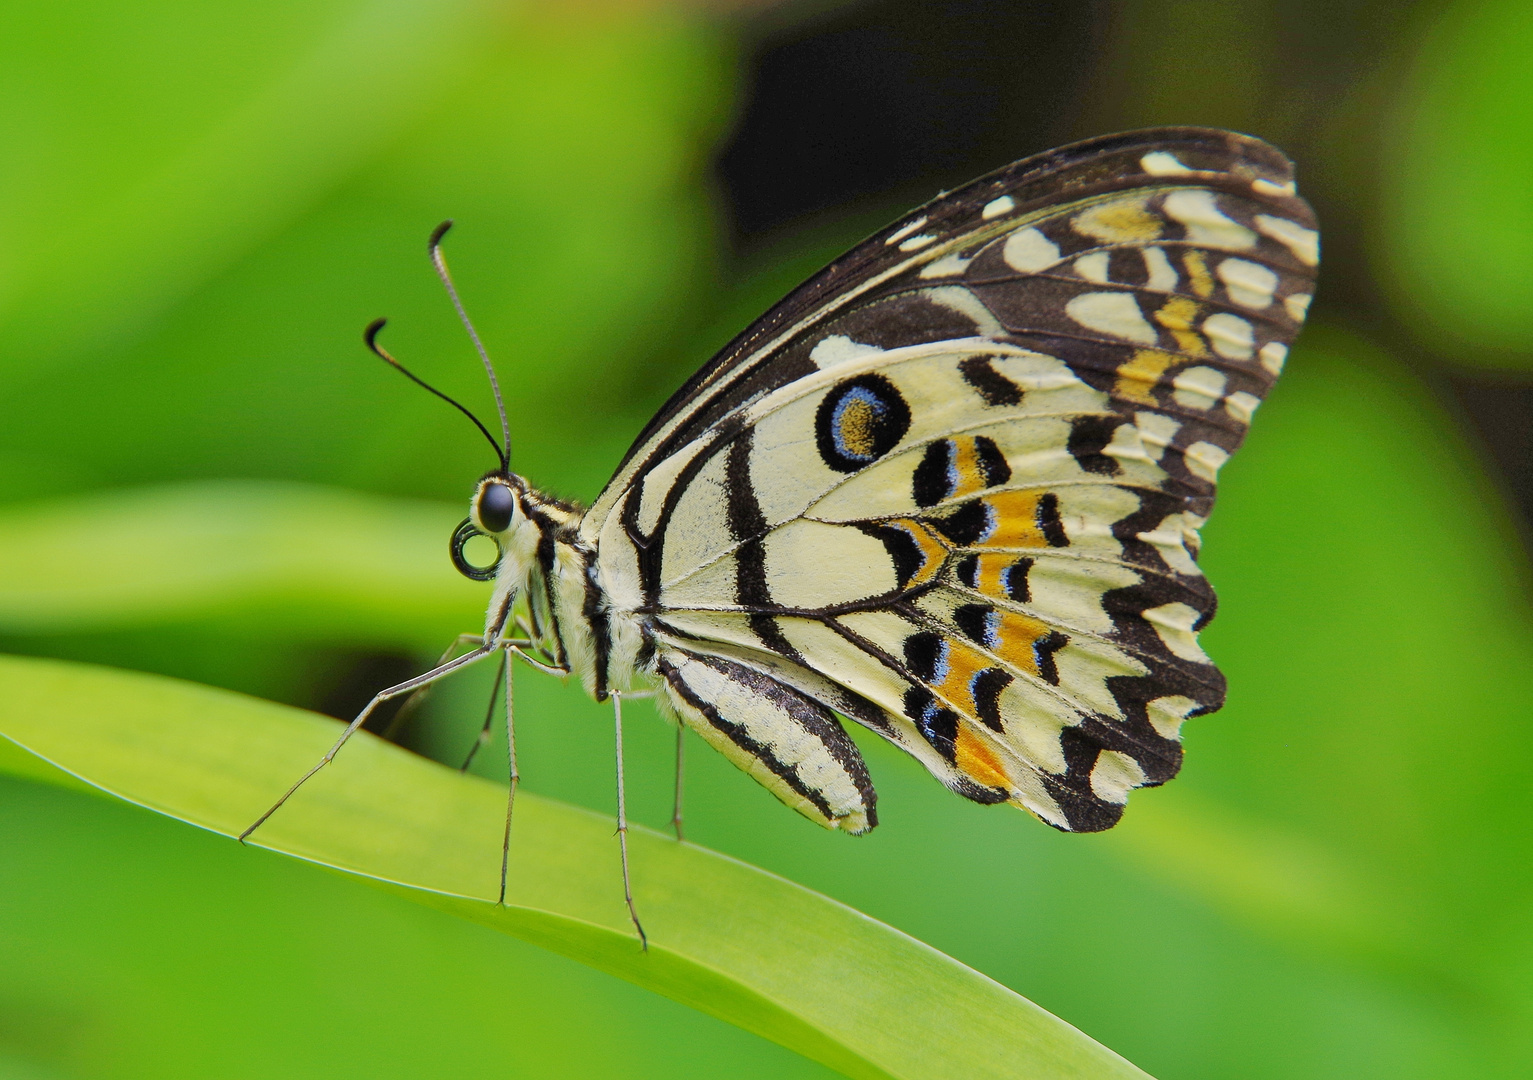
[959,355,1023,406]
[1050,726,1128,832]
[903,687,958,762]
[857,522,928,590]
[976,436,1012,486]
[1097,676,1203,784]
[970,668,1012,732]
[1037,493,1068,547]
[903,631,944,683]
[1004,557,1033,602]
[1068,415,1125,477]
[912,436,1012,508]
[931,500,992,545]
[953,603,993,646]
[1034,631,1068,685]
[912,440,954,508]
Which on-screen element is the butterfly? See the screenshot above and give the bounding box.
[243,126,1318,945]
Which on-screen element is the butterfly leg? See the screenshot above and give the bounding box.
[671,724,686,842]
[498,649,517,905]
[377,633,486,743]
[458,655,506,773]
[380,632,534,744]
[508,644,569,678]
[611,690,648,950]
[239,643,498,842]
[449,649,520,905]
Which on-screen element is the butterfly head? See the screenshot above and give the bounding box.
[450,471,532,583]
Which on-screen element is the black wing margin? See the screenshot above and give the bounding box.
[609,126,1301,486]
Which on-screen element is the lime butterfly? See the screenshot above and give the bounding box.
[244,127,1318,946]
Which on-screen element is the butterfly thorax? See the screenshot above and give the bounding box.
[475,473,650,701]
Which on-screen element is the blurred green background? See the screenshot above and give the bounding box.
[3,0,1533,1076]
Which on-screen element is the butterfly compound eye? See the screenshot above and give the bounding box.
[477,482,516,533]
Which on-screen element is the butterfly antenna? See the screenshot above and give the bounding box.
[429,221,511,466]
[364,318,507,470]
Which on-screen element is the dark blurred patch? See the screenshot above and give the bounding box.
[717,0,1108,250]
[717,0,1533,547]
[1448,373,1533,536]
[312,648,421,740]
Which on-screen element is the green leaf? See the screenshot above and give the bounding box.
[0,653,1150,1080]
[0,480,481,645]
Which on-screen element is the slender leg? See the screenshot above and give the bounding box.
[499,649,517,906]
[459,659,505,773]
[671,723,685,842]
[612,692,648,950]
[509,644,569,679]
[380,633,487,743]
[239,645,496,842]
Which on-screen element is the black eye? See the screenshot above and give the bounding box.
[477,482,516,533]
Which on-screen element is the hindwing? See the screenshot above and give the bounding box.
[588,127,1318,831]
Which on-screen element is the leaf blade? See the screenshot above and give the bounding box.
[0,653,1149,1080]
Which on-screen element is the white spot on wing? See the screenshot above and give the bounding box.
[990,350,1090,392]
[1216,257,1279,309]
[1002,227,1060,272]
[1202,312,1255,359]
[1255,214,1319,266]
[1172,365,1228,410]
[1284,292,1312,321]
[1141,602,1212,663]
[1259,341,1288,374]
[1141,150,1194,176]
[886,216,928,245]
[1142,247,1178,291]
[809,335,886,369]
[1090,749,1147,803]
[1104,420,1154,466]
[899,233,938,252]
[1163,190,1256,250]
[1252,178,1297,197]
[1184,440,1230,483]
[1224,390,1261,424]
[1073,252,1111,283]
[919,253,972,279]
[982,194,1015,219]
[1138,514,1203,576]
[922,285,1004,337]
[1145,695,1199,739]
[1066,292,1157,344]
[1135,411,1180,462]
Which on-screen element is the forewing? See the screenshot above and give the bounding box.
[590,127,1317,831]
